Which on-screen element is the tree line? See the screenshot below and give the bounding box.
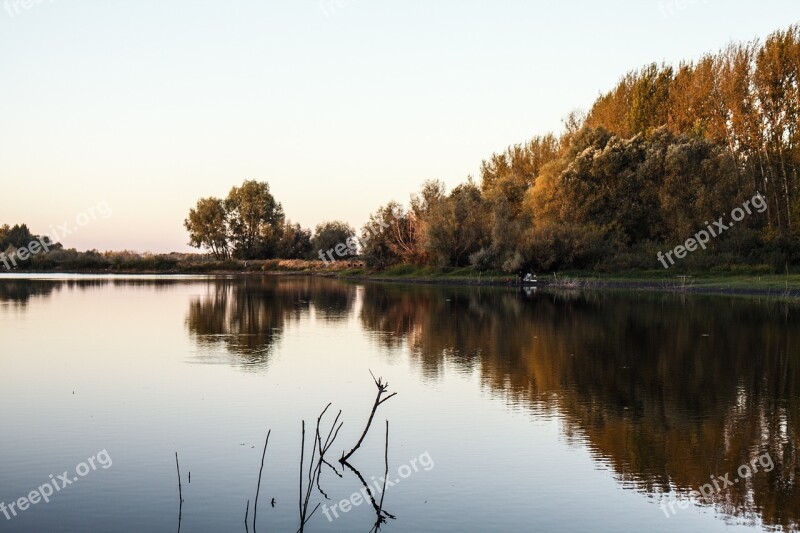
[186,23,799,272]
[358,23,800,273]
[184,180,359,262]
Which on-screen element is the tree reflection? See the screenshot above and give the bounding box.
[185,277,356,366]
[0,279,61,307]
[360,284,800,530]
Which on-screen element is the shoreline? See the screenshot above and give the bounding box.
[323,273,800,298]
[3,267,800,298]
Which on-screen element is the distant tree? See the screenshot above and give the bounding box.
[476,135,562,269]
[184,197,230,260]
[382,180,446,266]
[276,221,313,259]
[659,134,742,242]
[313,221,356,262]
[225,180,285,259]
[0,224,59,263]
[628,63,673,134]
[360,203,405,268]
[423,181,489,267]
[0,223,35,251]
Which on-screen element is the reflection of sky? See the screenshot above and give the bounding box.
[0,276,780,532]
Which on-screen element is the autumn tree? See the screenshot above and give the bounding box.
[360,203,406,268]
[422,181,490,267]
[312,221,357,261]
[185,180,309,260]
[276,221,312,259]
[184,197,230,260]
[225,180,285,259]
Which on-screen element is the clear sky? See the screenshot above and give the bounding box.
[1,0,797,253]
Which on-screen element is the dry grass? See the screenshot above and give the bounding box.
[260,259,364,272]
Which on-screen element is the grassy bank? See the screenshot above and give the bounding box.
[328,264,800,297]
[5,257,800,297]
[4,256,354,275]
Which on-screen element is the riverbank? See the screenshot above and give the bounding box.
[4,258,800,298]
[329,272,800,298]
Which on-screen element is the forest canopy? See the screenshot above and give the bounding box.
[353,23,800,273]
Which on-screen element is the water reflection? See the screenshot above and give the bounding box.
[0,278,62,306]
[183,277,800,530]
[2,275,798,530]
[358,284,800,531]
[0,276,199,307]
[186,277,356,366]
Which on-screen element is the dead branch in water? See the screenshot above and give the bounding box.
[340,422,395,532]
[253,429,271,532]
[316,403,343,460]
[175,452,183,533]
[377,420,389,513]
[314,402,344,500]
[297,420,321,532]
[175,452,184,502]
[340,371,397,463]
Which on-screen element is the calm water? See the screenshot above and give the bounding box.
[0,274,798,532]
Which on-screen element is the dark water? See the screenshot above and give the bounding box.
[0,274,798,532]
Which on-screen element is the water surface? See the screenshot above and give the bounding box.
[0,274,798,532]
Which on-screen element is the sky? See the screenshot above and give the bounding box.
[0,0,798,253]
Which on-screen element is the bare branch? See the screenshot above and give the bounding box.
[341,372,397,463]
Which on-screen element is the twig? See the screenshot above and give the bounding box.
[253,429,271,531]
[378,420,389,511]
[317,404,343,459]
[369,421,395,533]
[321,458,342,478]
[341,371,397,463]
[175,452,183,503]
[297,420,322,532]
[298,421,304,523]
[316,469,331,500]
[175,452,183,533]
[341,457,396,527]
[313,403,344,500]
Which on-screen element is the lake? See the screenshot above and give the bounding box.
[0,274,798,532]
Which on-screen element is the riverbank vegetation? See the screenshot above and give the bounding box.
[358,24,800,274]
